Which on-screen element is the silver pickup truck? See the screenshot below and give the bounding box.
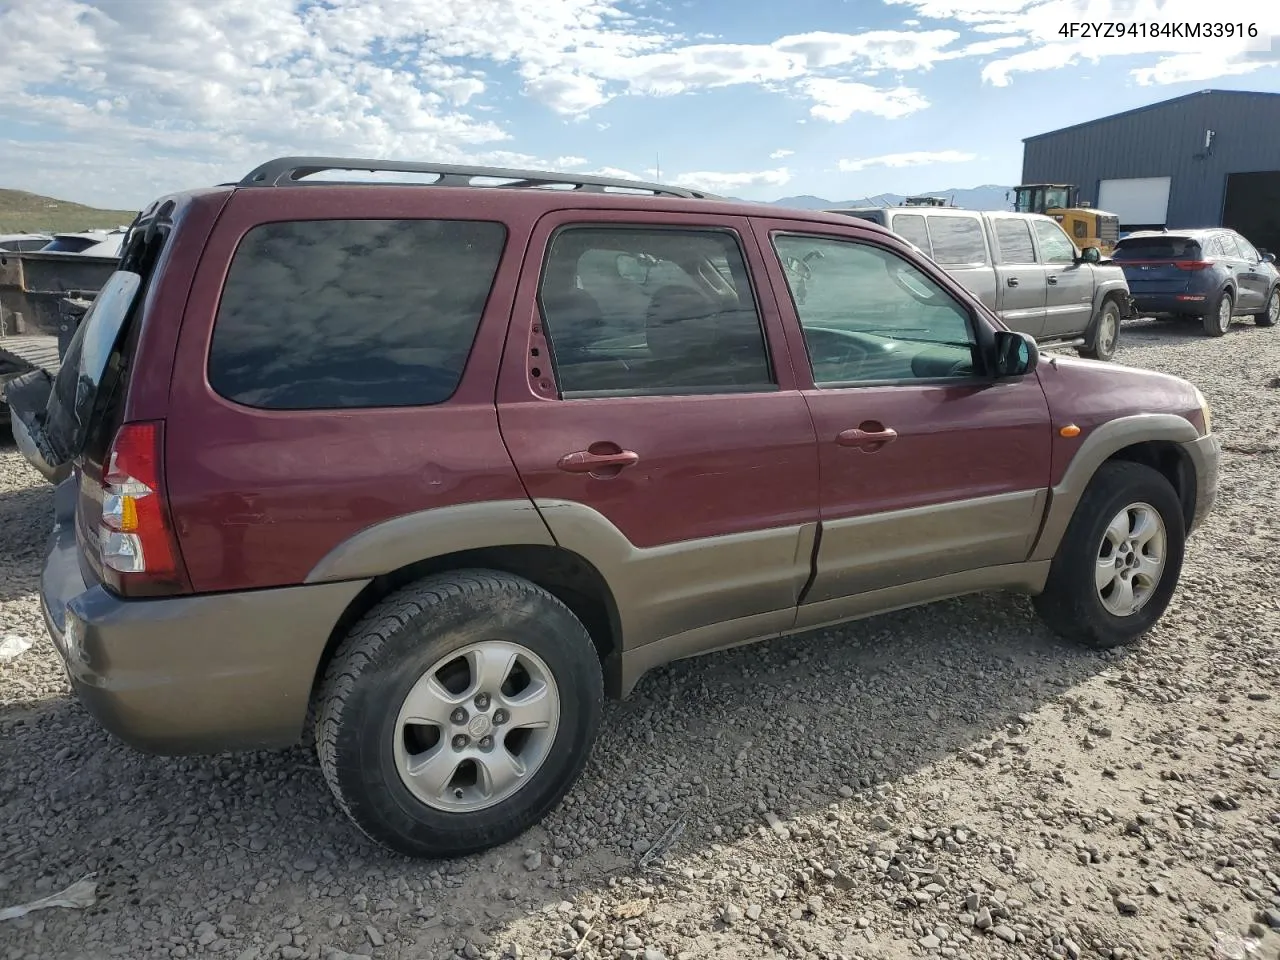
[831,206,1136,361]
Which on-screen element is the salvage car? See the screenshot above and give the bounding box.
[6,157,1220,859]
[1110,228,1279,336]
[830,206,1135,361]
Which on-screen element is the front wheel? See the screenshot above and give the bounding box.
[1033,461,1186,650]
[1202,289,1233,337]
[314,570,604,858]
[1254,288,1278,327]
[1078,297,1121,360]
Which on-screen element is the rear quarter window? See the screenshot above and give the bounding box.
[208,218,507,410]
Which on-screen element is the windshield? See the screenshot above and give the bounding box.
[1043,187,1071,209]
[1014,186,1072,213]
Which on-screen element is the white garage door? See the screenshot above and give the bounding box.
[1096,177,1172,226]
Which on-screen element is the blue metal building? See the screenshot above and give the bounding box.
[1021,89,1280,251]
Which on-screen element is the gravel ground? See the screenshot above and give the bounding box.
[2,317,1279,960]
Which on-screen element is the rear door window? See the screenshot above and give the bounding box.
[925,216,987,265]
[208,219,507,409]
[993,219,1037,263]
[537,226,774,396]
[1220,234,1248,260]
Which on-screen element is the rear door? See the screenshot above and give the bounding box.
[1223,233,1268,311]
[987,214,1048,337]
[1031,218,1095,340]
[920,212,998,312]
[746,217,1052,631]
[495,210,821,654]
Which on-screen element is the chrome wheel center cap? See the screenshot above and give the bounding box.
[467,714,493,738]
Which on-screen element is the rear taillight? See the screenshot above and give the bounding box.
[98,420,190,596]
[1174,260,1211,270]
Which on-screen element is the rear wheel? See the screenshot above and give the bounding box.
[1254,288,1278,327]
[315,570,604,858]
[1202,289,1233,337]
[1078,297,1121,361]
[1033,461,1185,650]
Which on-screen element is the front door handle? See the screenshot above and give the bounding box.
[836,424,898,452]
[557,445,640,476]
[1047,275,1059,285]
[1007,277,1019,287]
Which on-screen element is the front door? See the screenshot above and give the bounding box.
[1032,218,1096,340]
[495,211,821,655]
[747,218,1053,630]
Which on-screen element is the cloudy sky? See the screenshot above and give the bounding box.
[1,0,1277,209]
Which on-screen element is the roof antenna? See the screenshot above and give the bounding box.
[655,152,661,182]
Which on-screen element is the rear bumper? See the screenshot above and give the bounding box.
[1131,292,1207,316]
[40,477,368,755]
[1183,432,1220,536]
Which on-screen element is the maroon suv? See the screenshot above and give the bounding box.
[7,157,1220,859]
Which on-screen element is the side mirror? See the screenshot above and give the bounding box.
[1078,245,1102,264]
[1261,250,1276,263]
[992,330,1039,378]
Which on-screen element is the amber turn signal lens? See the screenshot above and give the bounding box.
[1059,424,1081,438]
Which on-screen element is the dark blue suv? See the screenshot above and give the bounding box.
[1112,228,1279,337]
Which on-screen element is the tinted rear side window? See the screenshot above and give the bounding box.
[993,219,1036,263]
[1113,237,1202,260]
[209,219,506,409]
[926,216,987,265]
[891,214,930,254]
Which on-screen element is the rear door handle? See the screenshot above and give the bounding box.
[836,425,898,451]
[1006,277,1019,287]
[557,447,640,475]
[1047,275,1059,285]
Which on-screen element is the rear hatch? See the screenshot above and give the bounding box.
[4,199,187,595]
[1112,235,1207,295]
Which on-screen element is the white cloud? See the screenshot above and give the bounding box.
[885,0,1280,86]
[837,149,978,172]
[770,148,795,160]
[672,168,793,194]
[772,29,961,70]
[11,0,1272,209]
[554,155,590,168]
[801,79,930,121]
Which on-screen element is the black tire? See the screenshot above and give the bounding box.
[1254,287,1278,327]
[1032,461,1186,650]
[314,569,604,858]
[1078,296,1122,361]
[1202,288,1233,337]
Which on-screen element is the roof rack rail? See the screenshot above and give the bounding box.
[237,156,722,200]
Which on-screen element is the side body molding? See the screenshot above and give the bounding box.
[535,498,818,654]
[1029,413,1200,562]
[305,499,557,583]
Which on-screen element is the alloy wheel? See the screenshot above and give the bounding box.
[392,641,561,813]
[1095,502,1167,617]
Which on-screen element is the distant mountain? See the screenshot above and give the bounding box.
[768,184,1016,212]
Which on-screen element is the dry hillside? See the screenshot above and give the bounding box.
[0,188,136,234]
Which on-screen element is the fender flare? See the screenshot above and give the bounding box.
[1028,413,1199,562]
